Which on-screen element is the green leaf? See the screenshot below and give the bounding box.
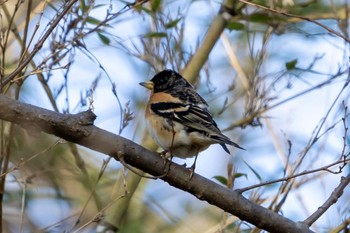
[98,33,110,45]
[249,13,283,23]
[213,176,228,186]
[165,18,182,29]
[87,16,101,25]
[151,0,162,12]
[80,0,87,12]
[249,13,271,22]
[243,161,262,181]
[286,59,298,70]
[234,172,247,179]
[226,22,245,31]
[144,32,167,38]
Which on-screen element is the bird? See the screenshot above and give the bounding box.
[140,69,244,174]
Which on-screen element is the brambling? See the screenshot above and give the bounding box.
[140,69,244,173]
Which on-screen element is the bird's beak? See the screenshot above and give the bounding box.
[139,81,154,90]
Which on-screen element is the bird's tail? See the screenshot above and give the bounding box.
[212,134,245,154]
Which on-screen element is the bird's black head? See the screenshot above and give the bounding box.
[150,70,192,93]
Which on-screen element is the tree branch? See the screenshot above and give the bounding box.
[303,172,350,227]
[182,0,238,82]
[0,94,314,233]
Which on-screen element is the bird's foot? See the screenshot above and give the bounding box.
[156,150,174,177]
[159,150,172,165]
[188,162,196,180]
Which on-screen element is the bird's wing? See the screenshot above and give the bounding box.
[150,101,234,146]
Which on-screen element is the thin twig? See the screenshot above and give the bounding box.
[238,0,350,43]
[237,158,350,193]
[303,102,350,226]
[1,0,78,88]
[224,69,347,130]
[69,157,112,232]
[303,172,350,226]
[0,140,62,178]
[73,191,128,233]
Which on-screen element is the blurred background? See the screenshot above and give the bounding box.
[0,0,349,232]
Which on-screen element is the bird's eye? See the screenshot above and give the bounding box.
[158,77,166,85]
[155,75,170,87]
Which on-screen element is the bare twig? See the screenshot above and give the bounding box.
[224,69,348,130]
[303,172,350,226]
[73,191,128,233]
[1,0,78,88]
[0,140,62,178]
[70,157,111,231]
[237,158,350,193]
[303,103,350,226]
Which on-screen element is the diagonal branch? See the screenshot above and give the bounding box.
[182,0,239,82]
[303,172,350,226]
[0,94,313,233]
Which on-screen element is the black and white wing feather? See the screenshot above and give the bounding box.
[150,101,244,152]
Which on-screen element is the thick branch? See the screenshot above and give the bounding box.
[0,94,313,233]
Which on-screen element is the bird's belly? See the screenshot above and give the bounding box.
[146,116,211,158]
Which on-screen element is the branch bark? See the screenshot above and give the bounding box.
[0,94,314,233]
